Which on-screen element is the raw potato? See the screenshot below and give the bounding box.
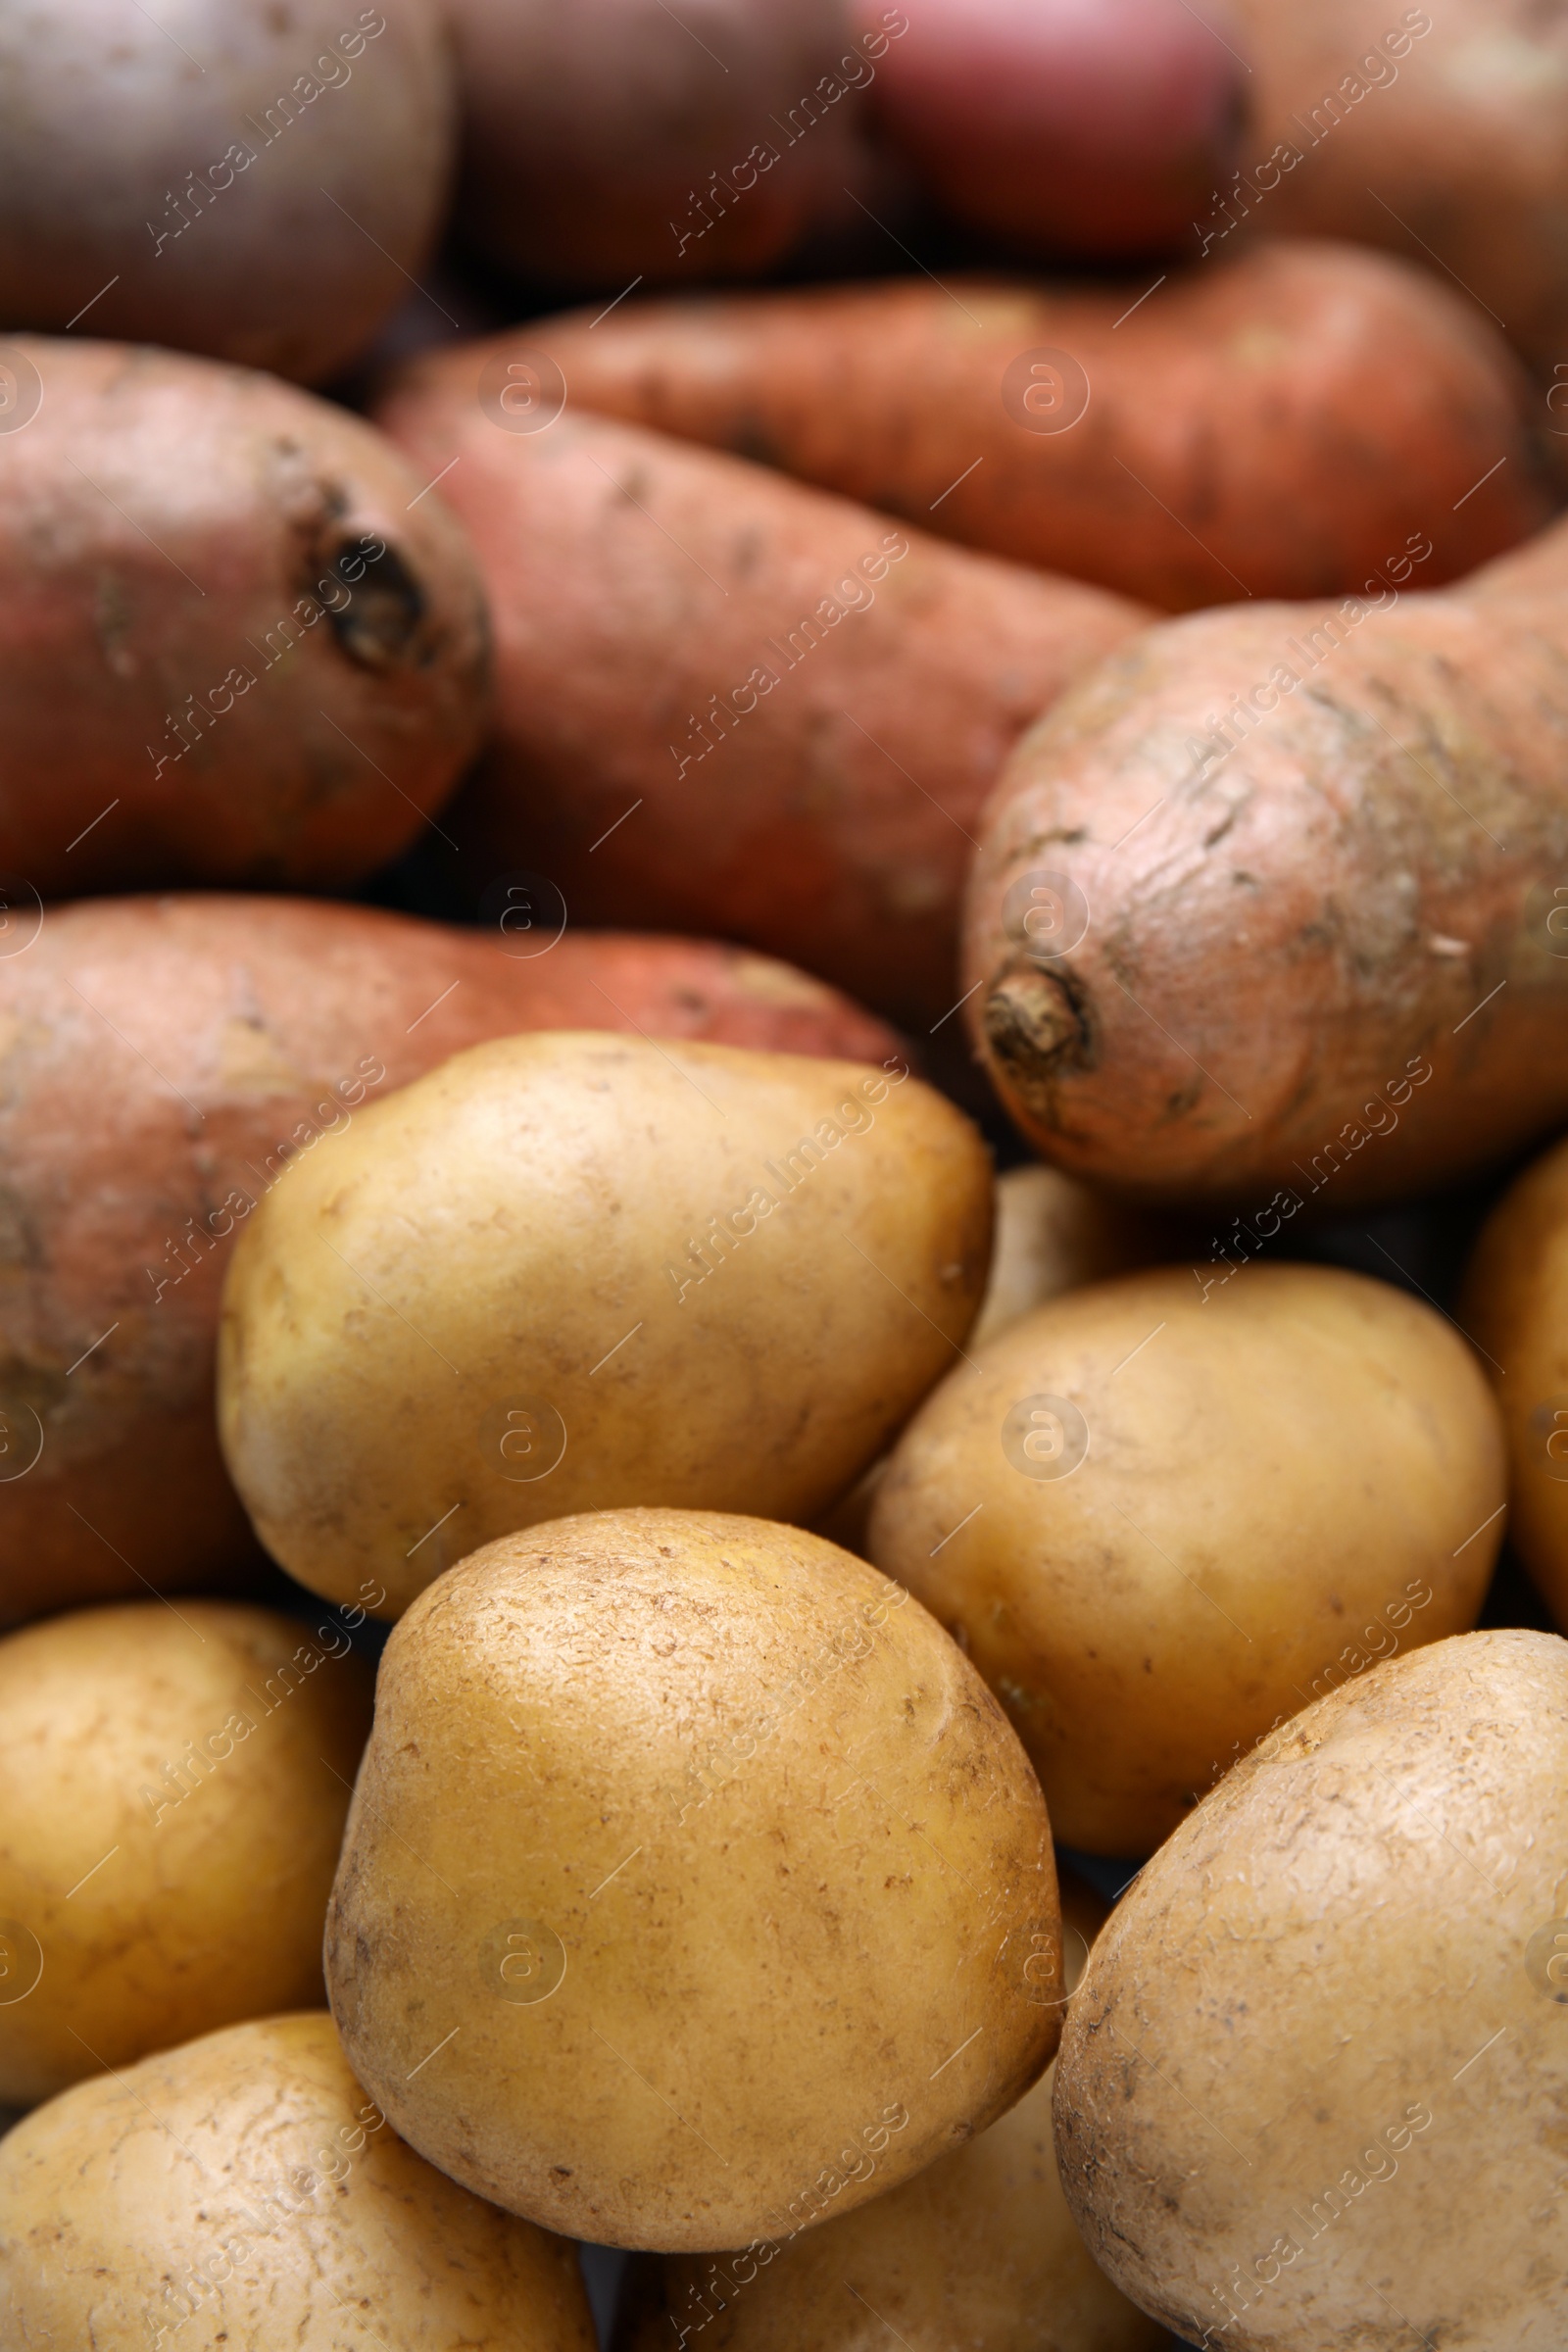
[0,894,898,1631]
[370,368,1148,1023]
[0,0,455,385]
[971,1164,1179,1348]
[450,0,876,285]
[0,1602,371,2107]
[869,1263,1503,1854]
[1053,1630,1568,2347]
[530,242,1555,609]
[1226,0,1568,369]
[324,1508,1061,2251]
[219,1032,992,1616]
[0,338,487,898]
[0,2012,595,2350]
[858,0,1246,258]
[614,1867,1161,2352]
[1460,1133,1568,1630]
[965,517,1568,1205]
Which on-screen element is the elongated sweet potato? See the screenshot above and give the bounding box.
[0,895,900,1629]
[961,514,1568,1207]
[532,241,1556,610]
[0,0,455,384]
[0,338,486,899]
[372,356,1147,1021]
[1225,1,1568,371]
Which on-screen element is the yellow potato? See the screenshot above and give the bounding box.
[970,1164,1178,1348]
[1054,1631,1568,2349]
[1460,1134,1568,1628]
[0,1601,371,2106]
[615,1867,1160,2352]
[869,1263,1504,1854]
[0,2011,594,2349]
[324,1508,1060,2253]
[219,1032,991,1615]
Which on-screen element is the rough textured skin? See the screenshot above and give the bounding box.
[324,1509,1061,2251]
[858,0,1246,258]
[1053,1630,1568,2348]
[449,0,867,285]
[612,1874,1158,2351]
[371,368,1147,1024]
[529,243,1556,610]
[0,339,487,896]
[1226,0,1568,370]
[219,1032,990,1615]
[964,540,1568,1205]
[1461,1133,1568,1631]
[0,2013,595,2349]
[0,895,900,1631]
[0,1602,371,2106]
[869,1263,1502,1854]
[0,1,455,384]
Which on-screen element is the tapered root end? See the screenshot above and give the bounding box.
[982,966,1090,1120]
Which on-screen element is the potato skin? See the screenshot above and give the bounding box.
[965,558,1568,1205]
[219,1031,990,1615]
[0,338,486,897]
[0,2012,595,2350]
[0,2,455,384]
[0,894,898,1631]
[530,243,1555,610]
[970,1164,1180,1348]
[450,0,870,285]
[324,1509,1060,2251]
[1226,0,1568,370]
[1460,1134,1568,1629]
[371,366,1147,1024]
[1053,1630,1568,2347]
[0,1602,371,2107]
[869,1264,1503,1854]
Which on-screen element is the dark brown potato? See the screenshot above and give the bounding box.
[0,338,487,897]
[962,516,1568,1206]
[0,894,901,1630]
[372,354,1147,1024]
[527,242,1557,610]
[0,0,456,384]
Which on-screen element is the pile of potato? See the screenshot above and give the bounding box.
[2,2,1568,2346]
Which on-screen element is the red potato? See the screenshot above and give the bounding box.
[530,242,1557,611]
[0,0,455,385]
[0,338,487,898]
[372,352,1148,1023]
[377,353,1149,1021]
[448,0,897,287]
[962,513,1568,1208]
[0,895,900,1631]
[1224,1,1568,371]
[858,0,1248,258]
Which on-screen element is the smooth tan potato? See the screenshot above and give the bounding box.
[0,340,487,898]
[0,894,900,1633]
[1461,1134,1568,1630]
[970,1166,1180,1348]
[0,2011,595,2349]
[219,1033,991,1616]
[324,1509,1061,2252]
[0,1602,371,2108]
[869,1263,1505,1854]
[614,1866,1158,2352]
[1054,1630,1568,2348]
[0,0,455,383]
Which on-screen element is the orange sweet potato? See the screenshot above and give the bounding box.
[531,241,1557,610]
[961,513,1568,1209]
[372,355,1148,1023]
[0,895,900,1629]
[0,338,487,899]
